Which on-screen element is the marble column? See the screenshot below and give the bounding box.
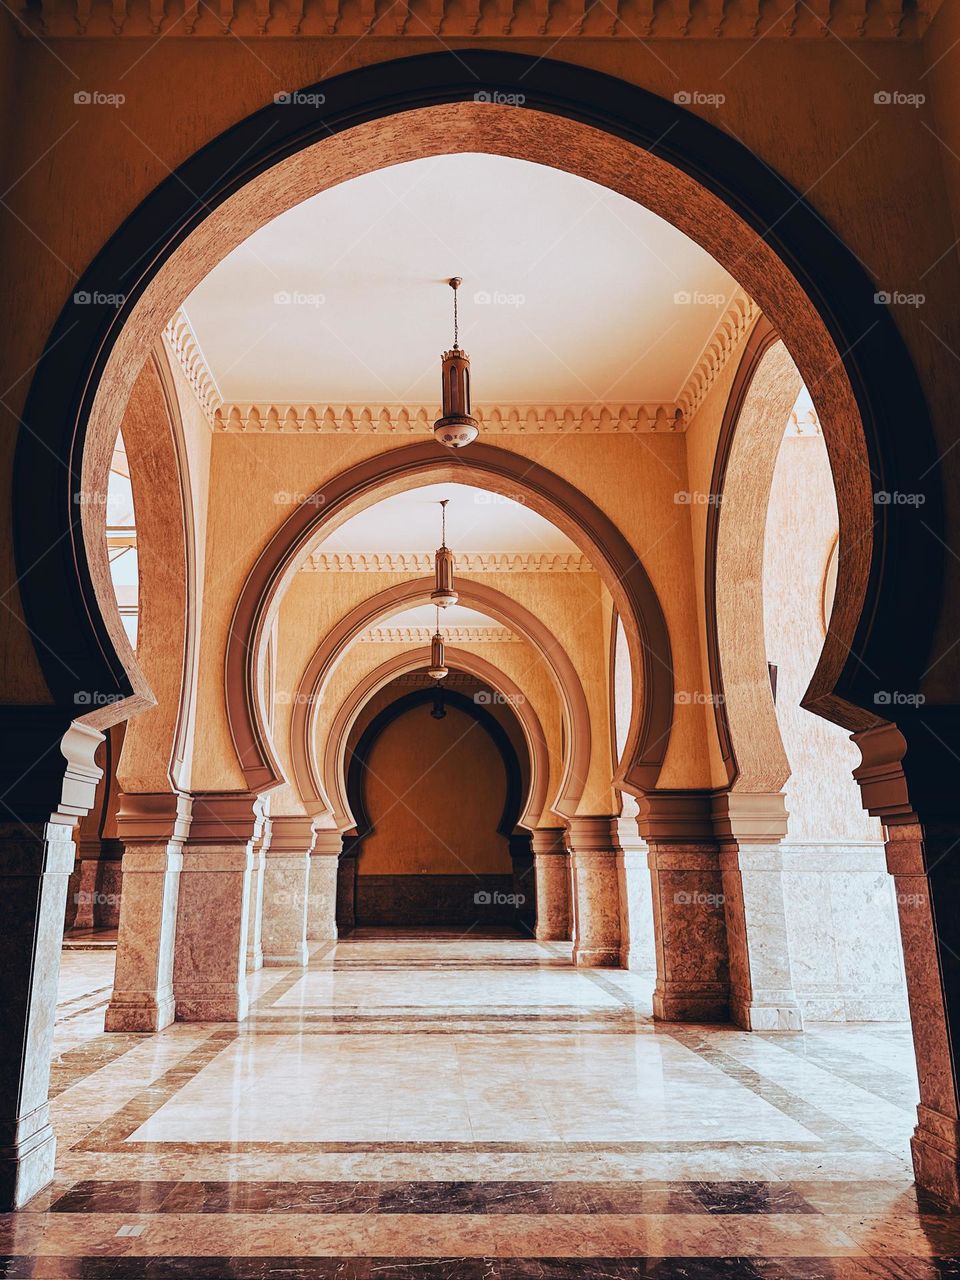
[566,817,622,967]
[616,815,656,973]
[714,792,801,1031]
[68,833,100,931]
[531,827,570,940]
[173,792,257,1022]
[335,834,358,936]
[104,791,191,1032]
[0,715,101,1209]
[261,815,314,966]
[639,792,729,1021]
[854,719,960,1206]
[245,804,270,973]
[310,830,343,941]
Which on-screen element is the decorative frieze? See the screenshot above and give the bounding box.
[678,291,758,422]
[31,0,939,38]
[213,402,686,434]
[162,298,767,436]
[357,625,520,644]
[302,551,593,574]
[162,313,220,425]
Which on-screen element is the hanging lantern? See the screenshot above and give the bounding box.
[434,277,479,450]
[431,498,458,607]
[425,606,449,681]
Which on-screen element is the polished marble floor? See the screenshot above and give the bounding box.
[4,931,959,1277]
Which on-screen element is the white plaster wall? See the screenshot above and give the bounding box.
[763,426,907,1021]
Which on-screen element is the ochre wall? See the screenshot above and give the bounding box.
[304,636,564,826]
[5,27,960,722]
[357,702,513,876]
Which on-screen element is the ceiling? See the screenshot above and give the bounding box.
[183,153,740,406]
[318,483,580,556]
[374,604,509,632]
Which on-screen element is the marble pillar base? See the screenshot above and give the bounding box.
[912,1108,960,1208]
[647,840,730,1023]
[310,832,342,942]
[531,828,570,941]
[246,842,266,974]
[173,800,255,1024]
[616,819,656,974]
[720,837,801,1034]
[106,797,189,1034]
[261,817,313,968]
[567,818,622,968]
[69,851,100,931]
[0,1106,57,1210]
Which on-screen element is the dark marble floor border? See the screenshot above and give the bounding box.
[2,1256,960,1279]
[47,1178,823,1215]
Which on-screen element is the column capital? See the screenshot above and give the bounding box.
[636,790,713,843]
[185,792,259,843]
[116,791,192,845]
[267,814,317,855]
[711,791,788,844]
[565,815,620,852]
[530,827,566,856]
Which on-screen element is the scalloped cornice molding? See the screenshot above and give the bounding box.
[214,402,686,434]
[163,313,220,424]
[163,294,762,436]
[677,290,759,423]
[30,0,940,37]
[358,626,520,644]
[302,551,594,573]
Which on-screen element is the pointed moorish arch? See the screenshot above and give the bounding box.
[227,445,668,800]
[311,647,552,834]
[13,49,940,787]
[285,574,586,820]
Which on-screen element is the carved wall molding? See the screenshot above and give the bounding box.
[302,551,594,573]
[678,290,759,423]
[357,625,520,644]
[162,314,220,425]
[163,294,768,436]
[213,401,686,434]
[29,0,940,38]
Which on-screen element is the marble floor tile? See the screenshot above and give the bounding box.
[4,931,955,1277]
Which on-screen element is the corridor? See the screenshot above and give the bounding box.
[2,935,956,1277]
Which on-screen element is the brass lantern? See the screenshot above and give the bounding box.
[430,498,458,608]
[433,278,479,449]
[426,606,449,681]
